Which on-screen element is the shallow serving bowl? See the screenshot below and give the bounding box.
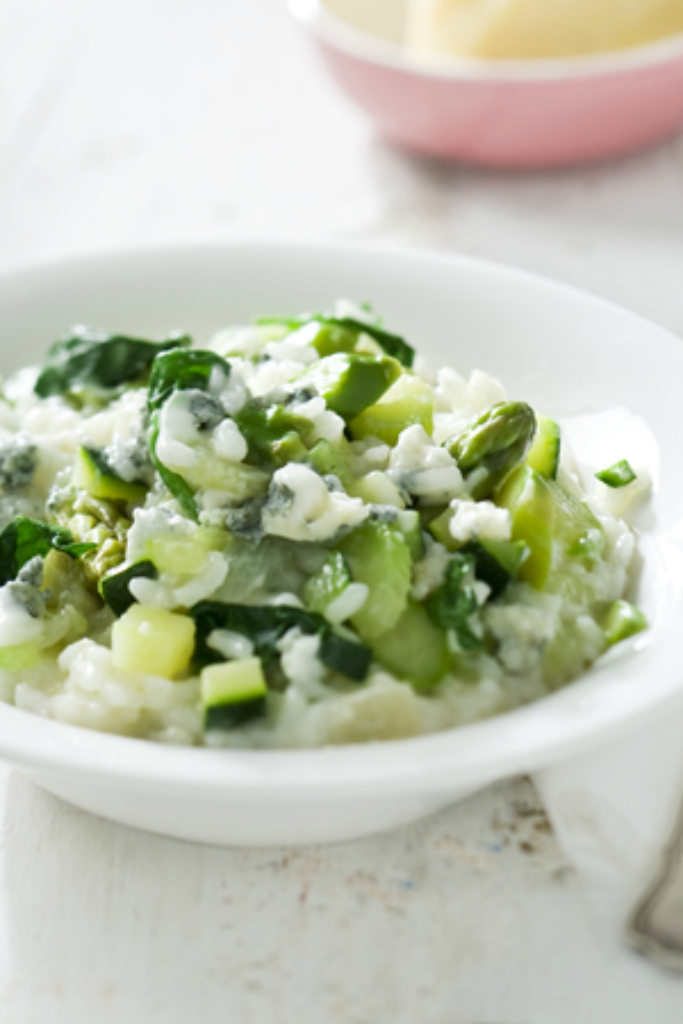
[290,0,683,167]
[0,241,682,846]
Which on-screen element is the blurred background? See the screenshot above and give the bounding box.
[2,0,683,330]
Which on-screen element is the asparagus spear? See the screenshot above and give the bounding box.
[445,401,537,500]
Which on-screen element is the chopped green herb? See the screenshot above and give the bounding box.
[595,460,637,489]
[426,554,483,650]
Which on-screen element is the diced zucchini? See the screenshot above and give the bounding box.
[396,509,424,561]
[176,445,270,499]
[318,632,372,682]
[0,643,40,670]
[495,465,555,590]
[304,551,352,615]
[309,322,359,358]
[347,471,405,509]
[294,354,402,421]
[337,520,411,642]
[526,415,561,480]
[308,438,355,489]
[72,446,147,504]
[547,480,604,560]
[111,605,196,678]
[601,600,647,647]
[348,374,434,446]
[201,657,267,729]
[373,600,450,691]
[145,527,229,576]
[427,506,459,551]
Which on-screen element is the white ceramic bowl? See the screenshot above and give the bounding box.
[0,241,682,847]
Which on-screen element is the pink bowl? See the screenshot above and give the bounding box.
[290,0,683,167]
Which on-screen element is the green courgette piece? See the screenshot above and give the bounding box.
[595,460,637,489]
[601,600,647,647]
[337,520,412,643]
[348,374,434,446]
[373,599,450,691]
[526,415,561,480]
[201,658,268,729]
[294,354,402,421]
[494,465,555,590]
[304,552,352,615]
[396,510,424,561]
[73,447,148,504]
[308,438,355,489]
[99,560,158,617]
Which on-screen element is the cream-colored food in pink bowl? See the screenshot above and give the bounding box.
[290,0,683,167]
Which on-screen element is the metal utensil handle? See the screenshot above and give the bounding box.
[627,799,683,971]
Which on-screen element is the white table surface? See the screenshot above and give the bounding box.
[1,2,683,1021]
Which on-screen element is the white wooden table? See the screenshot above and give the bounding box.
[1,2,683,1020]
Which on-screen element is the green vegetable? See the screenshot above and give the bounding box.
[495,465,555,590]
[99,560,158,617]
[595,459,637,489]
[293,353,402,421]
[189,601,371,682]
[201,658,268,729]
[257,313,415,368]
[304,551,351,615]
[395,510,424,561]
[372,599,450,690]
[461,539,530,598]
[308,438,355,489]
[337,520,412,643]
[35,326,190,399]
[72,447,148,504]
[548,480,604,561]
[348,374,434,446]
[527,415,561,480]
[446,401,537,500]
[234,401,310,466]
[601,600,647,647]
[0,515,97,586]
[147,348,232,519]
[426,554,483,650]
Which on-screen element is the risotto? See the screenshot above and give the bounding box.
[0,302,648,748]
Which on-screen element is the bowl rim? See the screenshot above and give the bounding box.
[289,0,683,82]
[1,239,683,797]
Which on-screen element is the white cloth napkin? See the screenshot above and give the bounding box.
[534,700,683,944]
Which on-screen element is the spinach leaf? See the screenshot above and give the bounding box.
[146,349,232,520]
[189,601,371,682]
[0,516,97,586]
[34,326,191,399]
[99,560,158,617]
[426,554,483,651]
[257,313,415,368]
